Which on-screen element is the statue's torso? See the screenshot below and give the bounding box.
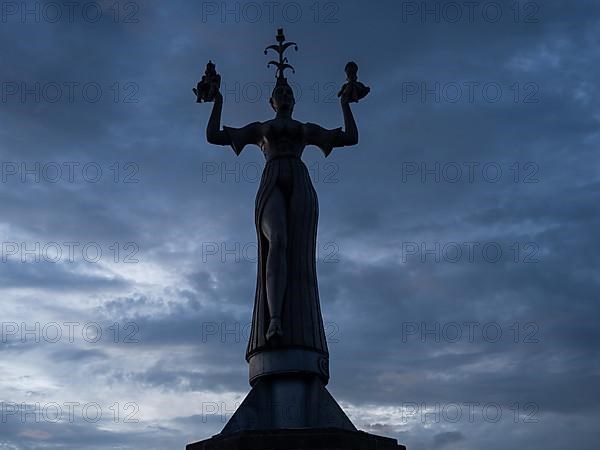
[259,118,306,160]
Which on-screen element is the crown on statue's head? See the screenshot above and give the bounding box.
[264,28,298,85]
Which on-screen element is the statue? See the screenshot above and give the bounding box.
[188,28,404,450]
[193,60,221,103]
[199,28,361,387]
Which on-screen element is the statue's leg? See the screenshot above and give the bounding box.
[261,185,287,340]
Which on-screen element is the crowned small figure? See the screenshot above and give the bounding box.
[193,60,221,103]
[337,61,370,103]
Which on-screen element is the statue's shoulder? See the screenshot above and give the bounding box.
[303,121,334,135]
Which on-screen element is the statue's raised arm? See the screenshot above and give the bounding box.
[304,60,368,156]
[194,61,261,154]
[303,98,359,157]
[206,89,262,155]
[205,89,229,146]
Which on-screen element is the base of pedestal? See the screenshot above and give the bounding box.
[186,428,406,450]
[219,376,356,433]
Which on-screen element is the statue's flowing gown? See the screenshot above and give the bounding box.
[223,121,341,381]
[248,155,328,358]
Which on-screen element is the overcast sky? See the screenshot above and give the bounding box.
[1,0,599,449]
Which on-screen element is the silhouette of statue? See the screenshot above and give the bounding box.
[199,28,366,386]
[188,29,406,450]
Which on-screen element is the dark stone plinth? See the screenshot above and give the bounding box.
[186,377,408,449]
[220,376,355,433]
[186,428,406,450]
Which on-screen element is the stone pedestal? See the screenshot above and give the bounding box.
[187,375,406,450]
[219,376,355,434]
[186,428,406,450]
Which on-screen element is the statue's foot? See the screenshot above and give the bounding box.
[266,317,283,341]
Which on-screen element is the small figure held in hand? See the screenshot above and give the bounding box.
[193,60,221,103]
[337,61,370,103]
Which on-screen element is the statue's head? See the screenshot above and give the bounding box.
[270,79,295,115]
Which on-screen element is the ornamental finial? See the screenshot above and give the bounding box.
[264,28,298,82]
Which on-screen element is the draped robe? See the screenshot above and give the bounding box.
[223,120,342,377]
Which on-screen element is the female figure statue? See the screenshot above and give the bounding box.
[202,30,366,385]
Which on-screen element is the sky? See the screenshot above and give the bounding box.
[0,0,599,449]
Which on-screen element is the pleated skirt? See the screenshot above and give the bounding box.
[246,156,329,360]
